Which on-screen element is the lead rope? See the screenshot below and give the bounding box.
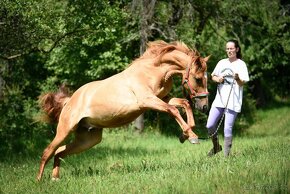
[208,79,235,138]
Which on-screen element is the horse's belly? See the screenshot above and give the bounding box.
[85,107,143,128]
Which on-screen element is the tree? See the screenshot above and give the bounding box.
[0,0,135,153]
[217,0,290,105]
[131,0,156,132]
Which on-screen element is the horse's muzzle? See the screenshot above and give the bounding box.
[194,99,208,113]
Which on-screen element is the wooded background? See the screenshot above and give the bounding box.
[0,0,289,154]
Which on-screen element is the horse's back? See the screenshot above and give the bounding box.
[60,73,143,128]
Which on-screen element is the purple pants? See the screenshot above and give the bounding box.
[206,106,238,137]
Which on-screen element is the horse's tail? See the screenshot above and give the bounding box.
[38,85,71,124]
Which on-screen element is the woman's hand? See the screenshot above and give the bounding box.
[234,73,245,86]
[212,75,224,84]
[234,73,240,81]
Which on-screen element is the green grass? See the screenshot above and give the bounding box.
[0,106,289,194]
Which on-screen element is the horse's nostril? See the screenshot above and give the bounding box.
[203,105,208,112]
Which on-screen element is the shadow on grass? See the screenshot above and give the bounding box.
[0,135,169,165]
[88,144,170,160]
[66,145,172,177]
[258,98,290,110]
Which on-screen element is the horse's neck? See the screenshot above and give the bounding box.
[163,67,184,82]
[161,51,191,80]
[163,51,190,69]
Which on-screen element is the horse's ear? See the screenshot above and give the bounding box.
[204,55,211,62]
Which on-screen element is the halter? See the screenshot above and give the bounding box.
[182,60,209,99]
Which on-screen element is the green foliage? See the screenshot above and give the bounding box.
[43,0,133,87]
[219,0,290,97]
[0,86,52,154]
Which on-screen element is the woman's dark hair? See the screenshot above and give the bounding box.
[227,39,242,59]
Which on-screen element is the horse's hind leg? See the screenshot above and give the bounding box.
[52,127,103,179]
[37,121,74,181]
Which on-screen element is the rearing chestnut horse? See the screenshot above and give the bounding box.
[37,40,209,181]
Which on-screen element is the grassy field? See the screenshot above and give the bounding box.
[0,105,289,194]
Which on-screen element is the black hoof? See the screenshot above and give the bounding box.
[179,134,187,144]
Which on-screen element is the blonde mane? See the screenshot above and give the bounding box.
[130,40,201,67]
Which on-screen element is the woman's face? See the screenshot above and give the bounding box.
[226,42,238,59]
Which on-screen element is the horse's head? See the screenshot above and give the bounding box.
[182,55,210,113]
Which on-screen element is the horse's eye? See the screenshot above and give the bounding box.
[195,78,203,84]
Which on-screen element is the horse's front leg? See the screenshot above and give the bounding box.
[166,97,195,128]
[139,96,198,144]
[166,97,198,144]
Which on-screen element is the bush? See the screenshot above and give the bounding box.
[0,86,53,156]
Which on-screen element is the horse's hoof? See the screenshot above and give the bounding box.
[188,137,199,144]
[51,177,60,181]
[179,134,187,144]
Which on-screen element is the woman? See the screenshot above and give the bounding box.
[206,39,249,157]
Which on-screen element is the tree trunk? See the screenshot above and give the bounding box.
[134,0,156,132]
[0,60,6,100]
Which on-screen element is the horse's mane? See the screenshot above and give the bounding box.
[131,40,201,67]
